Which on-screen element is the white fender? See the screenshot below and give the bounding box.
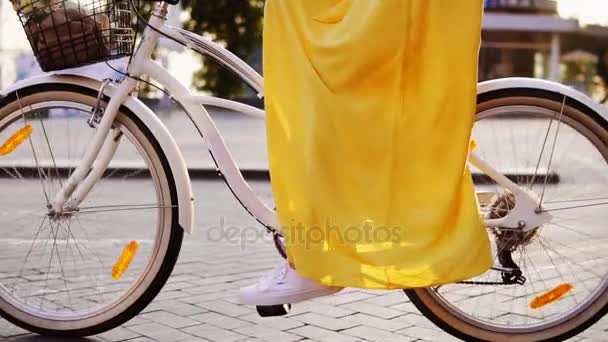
[478,77,608,121]
[1,73,195,234]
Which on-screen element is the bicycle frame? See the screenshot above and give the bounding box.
[50,2,551,236]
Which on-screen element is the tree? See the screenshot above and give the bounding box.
[181,0,265,97]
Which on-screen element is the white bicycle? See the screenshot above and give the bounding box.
[1,0,607,340]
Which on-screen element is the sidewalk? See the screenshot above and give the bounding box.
[2,178,606,342]
[0,108,564,182]
[158,108,270,172]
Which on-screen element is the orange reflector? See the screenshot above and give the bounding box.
[530,283,573,310]
[0,124,32,156]
[112,241,139,280]
[469,139,478,153]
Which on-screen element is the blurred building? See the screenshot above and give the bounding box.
[481,0,608,95]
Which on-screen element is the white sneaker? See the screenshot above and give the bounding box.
[239,260,343,306]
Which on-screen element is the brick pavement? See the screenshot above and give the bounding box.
[1,179,607,342]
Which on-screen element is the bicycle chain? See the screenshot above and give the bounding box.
[458,273,526,286]
[458,280,518,286]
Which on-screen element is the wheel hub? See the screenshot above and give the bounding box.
[489,191,541,251]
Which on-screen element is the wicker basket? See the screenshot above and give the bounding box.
[12,0,135,71]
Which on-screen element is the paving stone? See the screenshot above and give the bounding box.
[182,282,235,295]
[239,313,306,331]
[96,327,140,341]
[288,302,356,318]
[234,324,304,342]
[146,300,208,316]
[122,316,152,327]
[342,325,417,342]
[178,290,235,304]
[388,302,420,314]
[166,274,202,283]
[182,323,248,342]
[341,313,414,332]
[154,290,193,301]
[288,325,359,342]
[363,292,409,307]
[127,322,197,342]
[195,300,253,317]
[396,326,461,342]
[316,291,377,305]
[0,319,29,338]
[290,312,358,331]
[113,338,156,342]
[397,313,439,329]
[576,328,607,341]
[160,281,199,292]
[340,302,404,319]
[139,310,201,329]
[190,312,252,329]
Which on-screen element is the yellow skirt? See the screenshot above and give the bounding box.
[263,0,492,289]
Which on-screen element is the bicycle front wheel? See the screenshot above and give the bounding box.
[406,89,608,341]
[0,84,183,336]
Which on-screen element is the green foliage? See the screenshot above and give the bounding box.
[181,0,265,97]
[562,61,597,95]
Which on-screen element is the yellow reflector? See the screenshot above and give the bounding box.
[112,240,139,280]
[530,283,573,310]
[0,124,33,156]
[469,139,477,153]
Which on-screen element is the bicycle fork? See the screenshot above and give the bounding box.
[50,77,138,214]
[50,3,166,215]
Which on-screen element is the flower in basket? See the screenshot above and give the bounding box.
[10,0,56,22]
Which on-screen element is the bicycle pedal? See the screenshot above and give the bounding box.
[256,304,291,317]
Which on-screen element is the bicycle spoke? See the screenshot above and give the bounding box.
[15,92,51,205]
[545,221,598,239]
[52,220,73,310]
[544,196,608,204]
[536,237,595,297]
[541,201,608,213]
[67,204,176,214]
[36,111,63,189]
[538,96,566,207]
[18,216,49,278]
[68,216,107,308]
[529,110,555,189]
[41,221,59,310]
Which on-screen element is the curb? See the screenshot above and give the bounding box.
[0,165,271,181]
[0,165,559,184]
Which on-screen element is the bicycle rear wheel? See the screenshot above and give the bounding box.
[406,89,608,341]
[0,84,183,336]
